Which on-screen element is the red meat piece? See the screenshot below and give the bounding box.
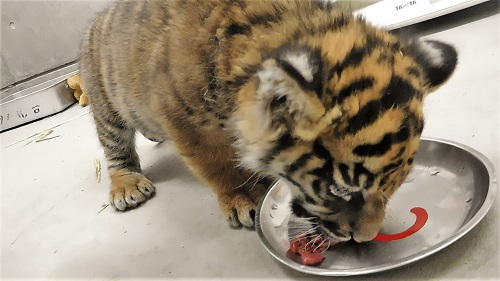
[289,236,328,266]
[289,238,303,254]
[300,253,325,265]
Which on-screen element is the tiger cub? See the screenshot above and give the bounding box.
[80,0,457,242]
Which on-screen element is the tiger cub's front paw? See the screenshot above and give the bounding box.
[109,170,155,211]
[218,184,269,228]
[219,192,257,228]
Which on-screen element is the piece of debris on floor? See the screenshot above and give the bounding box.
[97,203,110,214]
[25,129,58,145]
[431,171,440,176]
[4,111,90,148]
[94,158,101,183]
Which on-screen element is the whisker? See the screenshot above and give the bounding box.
[289,227,313,238]
[289,221,318,226]
[248,173,264,191]
[320,240,332,253]
[234,172,259,189]
[313,239,327,253]
[290,216,316,221]
[289,226,318,241]
[287,225,315,230]
[288,218,317,226]
[305,234,322,247]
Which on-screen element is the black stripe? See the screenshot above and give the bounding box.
[304,194,316,204]
[98,124,123,144]
[392,147,406,160]
[108,163,128,170]
[280,173,303,191]
[108,162,140,171]
[315,16,351,34]
[312,49,324,98]
[99,137,120,151]
[310,0,335,11]
[382,160,403,174]
[159,3,171,24]
[282,175,320,207]
[273,48,323,97]
[108,154,133,163]
[377,51,394,64]
[263,133,296,164]
[225,23,251,37]
[307,142,333,178]
[308,165,334,185]
[322,221,347,238]
[290,16,350,42]
[291,198,314,218]
[322,200,341,215]
[226,64,258,90]
[312,140,331,160]
[338,163,352,186]
[102,141,135,154]
[353,134,392,157]
[379,176,387,187]
[353,163,375,189]
[247,11,282,28]
[232,0,247,8]
[345,76,417,135]
[215,113,228,120]
[407,111,424,135]
[312,179,322,196]
[336,77,374,105]
[275,58,314,91]
[327,36,381,80]
[349,192,365,210]
[287,153,313,174]
[394,126,410,142]
[353,126,410,157]
[306,140,334,186]
[274,133,296,152]
[174,94,195,116]
[328,46,366,80]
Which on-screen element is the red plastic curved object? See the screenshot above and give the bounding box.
[373,207,428,242]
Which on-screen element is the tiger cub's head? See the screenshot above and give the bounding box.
[233,24,457,242]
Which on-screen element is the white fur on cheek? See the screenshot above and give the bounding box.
[232,68,287,173]
[256,63,291,99]
[233,110,279,172]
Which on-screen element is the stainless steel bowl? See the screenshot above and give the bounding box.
[255,138,497,276]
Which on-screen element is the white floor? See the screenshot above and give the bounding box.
[1,2,499,280]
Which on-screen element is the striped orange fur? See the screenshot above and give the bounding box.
[80,0,457,241]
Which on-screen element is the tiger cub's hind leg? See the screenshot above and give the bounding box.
[92,111,155,210]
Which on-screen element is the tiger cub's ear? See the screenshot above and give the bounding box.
[406,39,458,92]
[254,47,342,141]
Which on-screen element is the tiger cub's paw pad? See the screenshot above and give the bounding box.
[109,172,155,211]
[219,193,258,228]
